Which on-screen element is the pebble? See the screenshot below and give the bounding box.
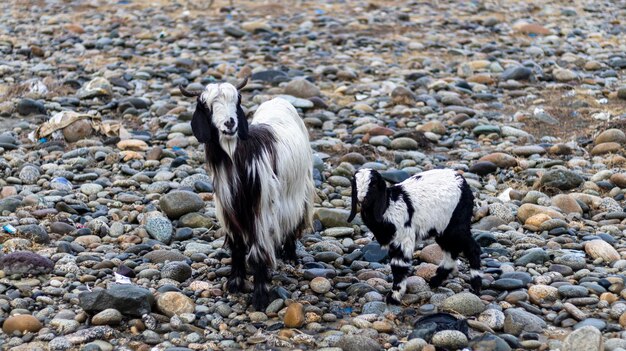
[91,309,123,326]
[2,314,43,334]
[0,1,625,349]
[156,292,195,317]
[284,302,305,328]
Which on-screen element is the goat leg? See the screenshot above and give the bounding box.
[226,236,246,293]
[386,243,411,305]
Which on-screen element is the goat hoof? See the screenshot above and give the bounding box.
[227,278,245,293]
[251,291,270,311]
[385,292,401,305]
[470,277,482,295]
[428,278,443,289]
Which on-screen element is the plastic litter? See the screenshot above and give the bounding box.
[2,224,16,234]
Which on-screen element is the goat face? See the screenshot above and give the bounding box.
[348,168,387,222]
[180,78,250,150]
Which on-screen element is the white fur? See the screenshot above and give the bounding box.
[205,87,314,268]
[470,269,483,278]
[200,83,240,160]
[391,280,407,301]
[355,169,372,202]
[400,169,464,240]
[441,251,457,271]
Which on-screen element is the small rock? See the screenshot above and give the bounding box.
[161,262,192,282]
[284,302,305,328]
[562,326,602,351]
[335,335,381,351]
[441,292,485,316]
[159,191,205,219]
[91,309,123,326]
[156,292,195,317]
[2,314,42,334]
[431,330,468,349]
[310,277,332,294]
[585,240,620,263]
[284,78,321,98]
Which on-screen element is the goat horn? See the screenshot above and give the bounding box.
[235,76,249,90]
[179,84,202,97]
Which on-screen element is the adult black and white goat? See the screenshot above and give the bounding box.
[180,78,314,310]
[347,168,482,305]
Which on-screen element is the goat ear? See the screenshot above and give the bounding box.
[347,176,359,222]
[191,98,213,143]
[372,174,387,223]
[236,94,249,140]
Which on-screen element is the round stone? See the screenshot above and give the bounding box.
[310,277,332,294]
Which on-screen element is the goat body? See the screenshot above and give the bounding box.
[184,81,314,310]
[348,168,482,304]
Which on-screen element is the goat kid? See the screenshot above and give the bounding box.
[348,168,482,305]
[180,78,314,310]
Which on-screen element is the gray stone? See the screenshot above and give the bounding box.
[159,191,204,219]
[144,250,187,263]
[78,285,154,317]
[0,196,22,213]
[145,216,173,244]
[161,262,192,282]
[431,330,468,350]
[0,251,53,275]
[540,169,584,190]
[562,325,603,351]
[19,165,40,184]
[284,78,321,98]
[16,224,49,244]
[503,308,547,336]
[441,292,485,316]
[335,335,381,351]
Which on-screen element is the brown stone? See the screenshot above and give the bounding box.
[517,204,564,223]
[610,173,626,188]
[2,314,42,335]
[551,194,583,215]
[63,119,93,143]
[585,239,620,263]
[414,263,438,279]
[620,312,626,328]
[1,186,17,199]
[525,213,551,228]
[391,86,416,105]
[528,285,559,305]
[73,235,102,247]
[591,142,622,155]
[417,121,446,135]
[284,302,305,328]
[548,144,572,155]
[65,24,85,34]
[156,292,195,317]
[420,244,443,264]
[117,139,148,151]
[600,292,618,304]
[513,22,551,35]
[467,73,495,84]
[467,60,491,70]
[368,126,395,136]
[595,129,626,145]
[478,152,518,168]
[372,320,394,333]
[146,147,163,161]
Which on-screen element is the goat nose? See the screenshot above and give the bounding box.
[225,118,235,129]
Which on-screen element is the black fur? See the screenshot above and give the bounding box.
[349,169,482,305]
[190,95,292,310]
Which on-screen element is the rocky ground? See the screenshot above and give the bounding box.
[0,0,626,350]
